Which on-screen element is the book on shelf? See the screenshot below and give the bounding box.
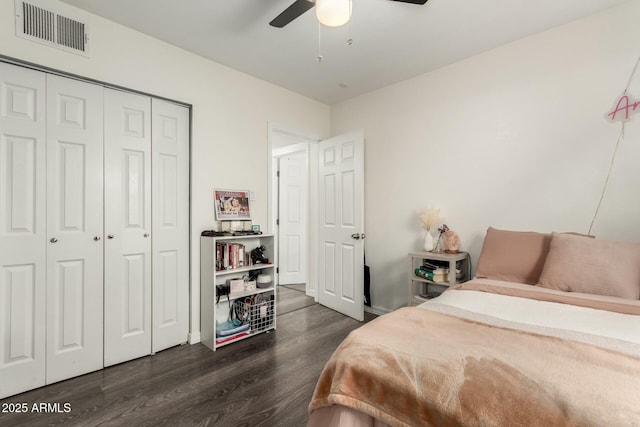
[216,242,249,271]
[431,273,449,283]
[422,259,450,270]
[415,267,449,282]
[215,332,249,345]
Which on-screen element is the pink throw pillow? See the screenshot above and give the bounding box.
[538,233,640,300]
[475,228,551,285]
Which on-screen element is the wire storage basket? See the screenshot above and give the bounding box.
[215,291,275,346]
[250,292,275,333]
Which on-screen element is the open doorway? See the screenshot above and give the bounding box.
[268,124,365,321]
[277,150,308,286]
[268,123,319,299]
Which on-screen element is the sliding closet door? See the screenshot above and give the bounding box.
[151,99,189,352]
[0,63,47,399]
[46,74,104,383]
[104,89,152,366]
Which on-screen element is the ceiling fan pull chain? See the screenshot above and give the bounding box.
[317,22,324,62]
[347,0,353,46]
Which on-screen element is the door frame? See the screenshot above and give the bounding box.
[267,123,319,299]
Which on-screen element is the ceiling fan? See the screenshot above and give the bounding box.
[269,0,428,28]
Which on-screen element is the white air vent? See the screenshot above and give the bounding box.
[15,0,90,57]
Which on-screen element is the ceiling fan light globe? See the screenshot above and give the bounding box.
[316,0,351,27]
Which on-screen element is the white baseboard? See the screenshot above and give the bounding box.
[188,331,201,345]
[364,305,391,316]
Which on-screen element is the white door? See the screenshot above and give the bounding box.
[46,74,104,383]
[0,63,47,398]
[104,89,152,366]
[318,131,364,321]
[151,99,189,352]
[278,153,308,285]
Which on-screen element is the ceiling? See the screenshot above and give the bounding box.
[60,0,629,105]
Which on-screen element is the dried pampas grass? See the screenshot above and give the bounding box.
[419,207,440,231]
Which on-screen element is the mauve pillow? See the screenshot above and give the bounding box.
[538,233,640,300]
[475,228,551,285]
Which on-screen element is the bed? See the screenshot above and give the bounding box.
[308,229,640,427]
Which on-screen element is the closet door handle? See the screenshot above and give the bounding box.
[144,233,149,238]
[49,237,58,243]
[107,234,115,239]
[94,236,101,241]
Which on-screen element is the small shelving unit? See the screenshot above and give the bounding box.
[201,234,276,350]
[408,251,471,306]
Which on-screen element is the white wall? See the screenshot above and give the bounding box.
[331,0,640,312]
[0,0,330,340]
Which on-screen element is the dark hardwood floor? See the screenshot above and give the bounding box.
[277,284,316,315]
[0,285,375,427]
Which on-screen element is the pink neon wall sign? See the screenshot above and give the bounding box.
[607,93,639,122]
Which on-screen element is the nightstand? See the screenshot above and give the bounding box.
[408,251,471,306]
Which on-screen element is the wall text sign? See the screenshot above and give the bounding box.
[607,93,639,122]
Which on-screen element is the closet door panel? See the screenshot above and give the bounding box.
[0,63,46,399]
[104,89,152,367]
[46,74,103,384]
[152,100,189,352]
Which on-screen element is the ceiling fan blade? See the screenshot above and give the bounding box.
[389,0,428,4]
[269,0,316,28]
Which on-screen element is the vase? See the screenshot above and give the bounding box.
[423,231,434,252]
[433,236,442,253]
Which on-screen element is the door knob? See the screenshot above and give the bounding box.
[351,233,361,240]
[143,233,149,238]
[49,237,58,243]
[361,233,366,239]
[107,234,115,239]
[94,236,101,241]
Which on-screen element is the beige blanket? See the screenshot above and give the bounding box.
[309,306,640,427]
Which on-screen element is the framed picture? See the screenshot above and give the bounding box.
[214,189,251,221]
[251,224,261,232]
